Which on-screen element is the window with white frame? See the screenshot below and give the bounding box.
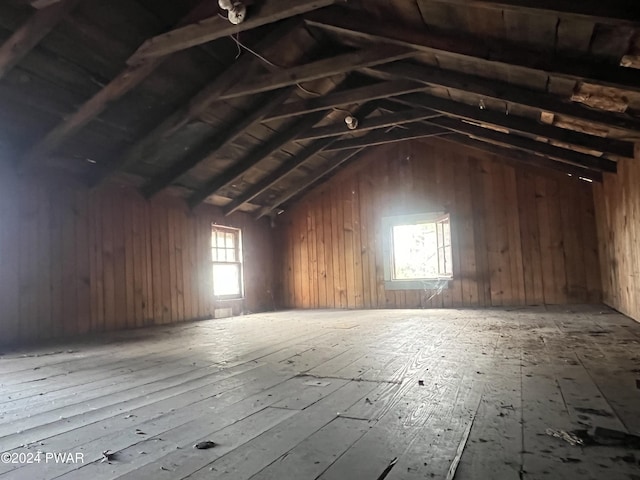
[382,213,453,290]
[211,225,243,299]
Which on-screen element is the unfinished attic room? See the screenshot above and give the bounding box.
[3,1,640,479]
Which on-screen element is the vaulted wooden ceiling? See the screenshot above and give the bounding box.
[0,0,639,218]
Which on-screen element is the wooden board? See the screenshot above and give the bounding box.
[278,138,600,309]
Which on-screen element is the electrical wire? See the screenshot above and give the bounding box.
[228,34,356,117]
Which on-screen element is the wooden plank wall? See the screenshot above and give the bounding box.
[276,139,602,309]
[593,144,640,323]
[0,168,276,347]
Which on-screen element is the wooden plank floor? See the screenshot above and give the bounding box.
[1,306,639,480]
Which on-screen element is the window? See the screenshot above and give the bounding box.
[382,213,453,290]
[211,225,243,299]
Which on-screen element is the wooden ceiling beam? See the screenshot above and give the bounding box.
[422,116,616,172]
[390,93,635,158]
[224,137,337,217]
[296,108,443,141]
[367,62,640,133]
[323,123,448,151]
[18,0,213,171]
[0,0,81,80]
[256,148,367,220]
[17,0,66,8]
[422,1,640,26]
[188,110,328,209]
[440,134,603,182]
[216,45,417,101]
[92,19,299,186]
[263,80,426,122]
[306,9,640,92]
[128,0,337,65]
[224,102,380,216]
[139,88,294,199]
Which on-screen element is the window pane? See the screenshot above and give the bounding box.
[444,246,453,275]
[392,223,439,279]
[227,248,236,262]
[226,233,234,248]
[213,264,241,296]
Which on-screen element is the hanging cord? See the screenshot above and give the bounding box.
[227,33,356,117]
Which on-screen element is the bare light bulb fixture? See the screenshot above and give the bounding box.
[345,115,358,130]
[218,0,246,25]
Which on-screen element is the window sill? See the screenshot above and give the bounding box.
[384,279,452,291]
[214,296,244,301]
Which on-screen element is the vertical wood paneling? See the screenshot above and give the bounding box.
[279,139,601,310]
[594,144,640,322]
[0,168,277,347]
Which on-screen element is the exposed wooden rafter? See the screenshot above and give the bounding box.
[225,136,337,217]
[323,123,448,151]
[140,88,294,199]
[263,80,426,122]
[296,108,443,141]
[306,8,640,92]
[18,0,215,171]
[366,62,640,133]
[256,148,367,220]
[92,19,299,186]
[0,0,81,80]
[389,93,635,158]
[441,134,603,182]
[128,0,338,64]
[216,45,417,101]
[422,116,617,173]
[18,0,66,8]
[188,110,329,209]
[421,0,640,26]
[224,102,381,216]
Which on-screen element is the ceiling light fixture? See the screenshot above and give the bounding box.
[345,115,359,130]
[218,0,247,25]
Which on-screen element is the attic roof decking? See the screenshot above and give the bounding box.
[0,0,638,216]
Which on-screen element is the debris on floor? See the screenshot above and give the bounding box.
[194,441,217,450]
[545,428,585,446]
[375,457,398,480]
[101,450,117,462]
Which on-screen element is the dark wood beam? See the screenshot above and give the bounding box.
[92,19,299,186]
[306,8,640,92]
[18,0,212,171]
[422,1,640,26]
[225,137,336,217]
[217,45,417,101]
[367,62,640,133]
[188,110,328,209]
[224,102,381,216]
[263,80,426,122]
[0,0,81,80]
[139,88,294,199]
[323,123,448,151]
[424,116,616,172]
[441,134,603,182]
[256,148,367,220]
[296,108,442,141]
[128,0,337,64]
[17,0,66,8]
[389,93,635,158]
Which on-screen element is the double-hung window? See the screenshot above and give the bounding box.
[211,225,243,299]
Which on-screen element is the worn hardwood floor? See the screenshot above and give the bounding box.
[0,306,639,480]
